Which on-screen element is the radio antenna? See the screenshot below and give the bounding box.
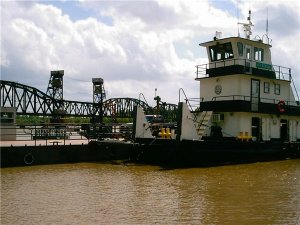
[236,1,240,37]
[266,8,269,36]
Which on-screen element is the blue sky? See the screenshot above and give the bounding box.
[47,1,93,21]
[210,0,238,16]
[47,0,113,25]
[1,0,300,105]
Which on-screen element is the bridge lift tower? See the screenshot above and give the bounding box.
[46,70,64,100]
[46,70,65,123]
[92,78,106,124]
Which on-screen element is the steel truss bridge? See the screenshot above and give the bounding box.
[0,80,177,120]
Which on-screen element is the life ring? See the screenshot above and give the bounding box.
[277,100,285,113]
[24,153,34,165]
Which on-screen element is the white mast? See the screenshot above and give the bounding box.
[238,10,253,39]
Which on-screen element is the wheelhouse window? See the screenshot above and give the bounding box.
[209,42,234,61]
[246,48,251,59]
[274,83,280,95]
[237,42,243,56]
[254,47,264,61]
[264,82,270,93]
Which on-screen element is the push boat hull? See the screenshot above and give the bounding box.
[133,138,300,166]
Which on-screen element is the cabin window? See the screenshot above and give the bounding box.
[246,48,251,59]
[254,47,264,61]
[237,42,243,56]
[274,83,280,95]
[264,82,270,93]
[209,42,234,61]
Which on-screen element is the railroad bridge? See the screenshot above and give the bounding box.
[0,80,177,120]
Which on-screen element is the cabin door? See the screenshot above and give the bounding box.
[252,117,261,141]
[280,119,288,141]
[251,79,260,111]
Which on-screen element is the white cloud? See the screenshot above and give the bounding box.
[1,0,299,105]
[0,49,10,67]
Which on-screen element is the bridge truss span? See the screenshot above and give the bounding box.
[1,80,165,118]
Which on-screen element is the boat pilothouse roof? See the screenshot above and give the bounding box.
[195,10,299,116]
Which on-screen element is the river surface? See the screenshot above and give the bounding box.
[1,159,300,225]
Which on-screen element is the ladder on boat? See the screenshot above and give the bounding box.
[196,111,213,139]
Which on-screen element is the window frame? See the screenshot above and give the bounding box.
[237,42,243,57]
[274,83,280,95]
[209,42,234,62]
[254,47,264,61]
[264,82,270,93]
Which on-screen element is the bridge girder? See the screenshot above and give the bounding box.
[1,80,177,119]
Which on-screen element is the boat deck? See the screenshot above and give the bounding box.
[0,139,90,147]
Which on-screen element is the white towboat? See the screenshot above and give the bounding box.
[132,11,300,166]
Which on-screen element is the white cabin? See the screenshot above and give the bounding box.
[195,29,300,142]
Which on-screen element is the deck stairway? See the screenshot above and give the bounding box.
[196,111,213,139]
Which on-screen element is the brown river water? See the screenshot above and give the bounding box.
[1,159,300,225]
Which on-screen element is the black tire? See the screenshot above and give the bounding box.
[24,153,34,165]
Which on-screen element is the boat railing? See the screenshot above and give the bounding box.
[196,59,292,82]
[187,97,203,111]
[211,95,251,101]
[178,89,202,125]
[290,76,300,104]
[205,95,299,106]
[178,88,195,111]
[259,97,299,106]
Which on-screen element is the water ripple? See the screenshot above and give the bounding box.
[1,160,300,225]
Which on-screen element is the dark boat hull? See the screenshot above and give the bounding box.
[1,140,132,168]
[133,138,300,166]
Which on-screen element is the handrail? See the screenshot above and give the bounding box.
[138,93,149,107]
[187,98,202,111]
[290,75,300,104]
[178,88,194,111]
[195,59,293,82]
[203,95,299,106]
[192,97,216,130]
